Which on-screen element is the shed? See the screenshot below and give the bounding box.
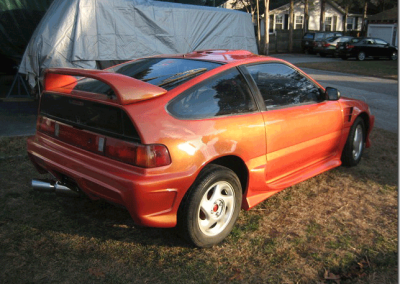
[19,0,258,87]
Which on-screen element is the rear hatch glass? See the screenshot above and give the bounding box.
[74,58,222,94]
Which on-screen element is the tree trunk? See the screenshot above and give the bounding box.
[257,0,261,51]
[343,4,348,33]
[264,0,269,55]
[303,0,309,34]
[361,0,368,35]
[289,0,294,52]
[320,0,325,31]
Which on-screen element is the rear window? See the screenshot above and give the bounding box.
[315,33,325,39]
[40,93,140,141]
[303,33,314,39]
[74,58,222,94]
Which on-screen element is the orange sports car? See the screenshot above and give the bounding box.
[27,50,374,247]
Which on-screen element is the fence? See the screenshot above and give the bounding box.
[260,29,304,54]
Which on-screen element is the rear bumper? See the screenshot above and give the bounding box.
[27,133,190,228]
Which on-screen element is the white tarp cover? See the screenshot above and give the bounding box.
[19,0,258,87]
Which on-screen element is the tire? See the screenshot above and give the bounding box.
[357,51,366,61]
[177,164,242,247]
[390,51,397,61]
[341,117,365,167]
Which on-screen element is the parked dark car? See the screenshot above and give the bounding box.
[314,36,354,57]
[301,31,343,54]
[338,37,398,61]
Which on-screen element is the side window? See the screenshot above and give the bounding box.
[167,68,257,119]
[246,63,322,110]
[375,39,387,45]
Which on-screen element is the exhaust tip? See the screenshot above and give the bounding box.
[32,179,55,192]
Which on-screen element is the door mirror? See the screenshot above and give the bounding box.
[325,87,341,100]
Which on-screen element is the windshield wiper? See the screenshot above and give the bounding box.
[158,68,208,87]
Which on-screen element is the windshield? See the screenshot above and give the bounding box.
[73,58,222,94]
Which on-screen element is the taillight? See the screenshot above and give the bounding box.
[324,43,330,47]
[105,138,171,168]
[38,115,55,135]
[37,116,171,168]
[347,45,354,49]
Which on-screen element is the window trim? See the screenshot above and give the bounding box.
[165,67,261,120]
[241,61,325,111]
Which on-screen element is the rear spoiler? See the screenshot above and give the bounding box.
[44,68,168,105]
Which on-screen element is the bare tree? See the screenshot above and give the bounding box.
[343,1,349,33]
[361,0,368,35]
[263,0,269,55]
[256,0,261,50]
[289,0,294,52]
[320,0,326,31]
[303,0,309,33]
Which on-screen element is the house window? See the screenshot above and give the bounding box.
[325,17,332,31]
[295,15,303,29]
[347,17,354,30]
[275,15,283,30]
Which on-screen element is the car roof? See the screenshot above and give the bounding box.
[156,49,273,64]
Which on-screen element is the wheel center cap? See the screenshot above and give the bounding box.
[212,199,225,216]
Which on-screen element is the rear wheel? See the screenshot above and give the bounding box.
[341,117,365,167]
[177,165,242,247]
[390,51,397,61]
[357,51,366,61]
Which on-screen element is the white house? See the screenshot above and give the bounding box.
[265,0,364,34]
[367,7,398,47]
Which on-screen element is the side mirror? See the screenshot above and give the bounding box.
[325,87,341,100]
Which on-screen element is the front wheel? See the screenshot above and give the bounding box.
[177,165,242,247]
[357,51,366,61]
[341,117,365,167]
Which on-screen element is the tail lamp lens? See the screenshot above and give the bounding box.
[105,138,171,168]
[38,116,171,168]
[347,45,354,49]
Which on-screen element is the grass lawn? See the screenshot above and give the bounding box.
[295,60,398,80]
[0,129,397,283]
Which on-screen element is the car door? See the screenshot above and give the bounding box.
[374,38,391,57]
[243,63,343,183]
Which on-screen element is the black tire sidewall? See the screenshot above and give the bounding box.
[341,117,365,167]
[178,165,242,247]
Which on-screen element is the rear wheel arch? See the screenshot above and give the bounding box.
[208,155,249,196]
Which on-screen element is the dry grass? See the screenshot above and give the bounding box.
[295,60,398,80]
[0,128,397,283]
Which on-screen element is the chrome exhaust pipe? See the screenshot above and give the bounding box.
[31,179,80,197]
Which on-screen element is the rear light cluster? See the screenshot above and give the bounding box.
[324,43,330,47]
[38,116,171,168]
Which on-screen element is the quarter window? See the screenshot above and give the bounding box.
[246,63,322,110]
[167,69,257,119]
